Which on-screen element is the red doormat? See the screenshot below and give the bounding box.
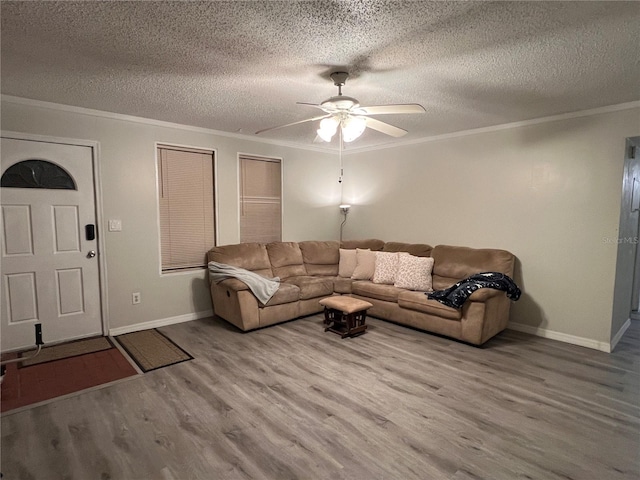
[1,337,138,413]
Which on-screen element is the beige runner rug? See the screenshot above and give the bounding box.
[115,329,192,372]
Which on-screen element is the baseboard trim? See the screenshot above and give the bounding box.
[109,310,213,337]
[610,318,632,352]
[507,322,611,353]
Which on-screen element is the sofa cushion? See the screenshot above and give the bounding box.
[208,243,273,277]
[351,248,376,280]
[383,242,433,257]
[394,253,435,291]
[373,251,400,285]
[338,248,358,278]
[266,242,307,279]
[431,245,515,291]
[333,276,353,294]
[341,239,385,251]
[261,282,300,307]
[299,241,339,276]
[284,276,334,300]
[397,291,462,320]
[352,281,404,303]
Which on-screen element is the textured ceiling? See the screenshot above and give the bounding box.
[1,1,639,150]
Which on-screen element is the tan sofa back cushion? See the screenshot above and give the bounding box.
[340,239,385,251]
[266,242,307,279]
[299,240,340,276]
[382,242,433,257]
[338,248,357,277]
[208,243,273,277]
[431,245,515,291]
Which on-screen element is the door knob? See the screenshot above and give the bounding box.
[87,250,97,258]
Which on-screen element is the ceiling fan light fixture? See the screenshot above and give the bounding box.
[342,116,366,142]
[316,127,334,142]
[256,71,424,143]
[317,116,339,142]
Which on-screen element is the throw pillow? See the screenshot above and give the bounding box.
[338,248,358,278]
[351,248,376,280]
[394,253,435,291]
[372,251,400,284]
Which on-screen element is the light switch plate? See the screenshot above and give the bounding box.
[108,219,122,232]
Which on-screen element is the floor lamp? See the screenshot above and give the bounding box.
[338,129,351,242]
[339,203,350,242]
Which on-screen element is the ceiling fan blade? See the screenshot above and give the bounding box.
[364,117,408,137]
[296,102,326,110]
[357,104,426,115]
[255,114,329,135]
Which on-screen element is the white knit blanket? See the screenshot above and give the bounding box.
[207,261,280,304]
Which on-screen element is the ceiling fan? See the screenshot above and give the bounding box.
[255,71,426,143]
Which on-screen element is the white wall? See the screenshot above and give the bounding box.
[1,98,340,333]
[342,106,640,350]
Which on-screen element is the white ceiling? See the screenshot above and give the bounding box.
[1,1,639,150]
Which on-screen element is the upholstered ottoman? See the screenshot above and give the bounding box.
[319,296,373,338]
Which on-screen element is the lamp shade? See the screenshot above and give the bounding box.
[342,116,366,142]
[317,117,339,142]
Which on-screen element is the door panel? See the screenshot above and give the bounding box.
[2,204,33,255]
[56,268,84,315]
[53,205,81,252]
[5,272,38,322]
[1,138,102,351]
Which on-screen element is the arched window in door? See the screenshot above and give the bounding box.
[0,159,76,190]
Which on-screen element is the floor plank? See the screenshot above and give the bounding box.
[2,316,639,479]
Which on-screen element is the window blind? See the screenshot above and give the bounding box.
[158,146,215,271]
[239,155,282,243]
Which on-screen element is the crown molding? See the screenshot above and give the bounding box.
[343,100,640,155]
[0,94,335,154]
[3,94,638,156]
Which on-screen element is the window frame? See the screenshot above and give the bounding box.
[155,142,218,275]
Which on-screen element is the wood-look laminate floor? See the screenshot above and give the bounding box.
[2,315,639,480]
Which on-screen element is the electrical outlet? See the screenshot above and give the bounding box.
[132,292,141,305]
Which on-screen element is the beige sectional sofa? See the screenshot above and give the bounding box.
[207,239,516,345]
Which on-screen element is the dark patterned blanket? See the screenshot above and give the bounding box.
[427,272,521,309]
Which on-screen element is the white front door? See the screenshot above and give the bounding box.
[1,138,103,351]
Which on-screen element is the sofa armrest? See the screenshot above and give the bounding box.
[467,288,503,302]
[461,291,512,344]
[216,278,250,292]
[210,281,260,331]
